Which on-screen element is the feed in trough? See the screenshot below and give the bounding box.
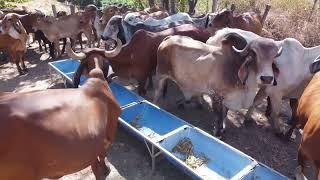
[172,138,209,169]
[130,114,143,129]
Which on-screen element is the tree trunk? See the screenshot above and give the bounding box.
[309,0,319,21]
[170,0,176,14]
[148,0,155,7]
[212,0,218,12]
[188,0,197,15]
[163,0,169,12]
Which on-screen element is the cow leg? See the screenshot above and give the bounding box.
[96,38,101,48]
[138,79,147,96]
[284,98,299,140]
[15,61,24,75]
[20,53,27,72]
[209,96,227,138]
[92,157,111,180]
[37,39,43,52]
[78,33,84,49]
[265,96,272,117]
[295,146,307,180]
[53,40,60,58]
[268,94,283,135]
[147,75,154,89]
[44,42,48,52]
[153,76,168,105]
[11,52,24,75]
[61,38,67,55]
[244,88,267,125]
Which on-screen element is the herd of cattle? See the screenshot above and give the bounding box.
[0,2,319,179]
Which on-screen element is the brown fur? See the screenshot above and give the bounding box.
[0,51,121,179]
[0,13,28,75]
[296,72,320,178]
[208,9,263,35]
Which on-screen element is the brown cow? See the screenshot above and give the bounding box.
[207,5,270,35]
[0,13,28,75]
[294,72,320,180]
[77,24,210,96]
[0,44,121,180]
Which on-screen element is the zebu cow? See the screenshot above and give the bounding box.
[124,12,214,28]
[123,10,169,24]
[0,44,121,180]
[125,12,192,26]
[80,24,210,95]
[102,15,197,46]
[154,32,282,137]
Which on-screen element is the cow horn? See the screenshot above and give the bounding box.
[232,43,250,57]
[66,42,86,60]
[275,46,283,58]
[104,38,122,58]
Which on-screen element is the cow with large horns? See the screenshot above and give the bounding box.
[154,30,282,137]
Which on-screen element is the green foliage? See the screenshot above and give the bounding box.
[0,0,29,8]
[101,0,147,9]
[71,0,103,8]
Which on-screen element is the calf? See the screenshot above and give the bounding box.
[79,24,210,95]
[294,71,320,180]
[33,11,95,57]
[154,32,282,137]
[0,13,28,75]
[0,44,121,180]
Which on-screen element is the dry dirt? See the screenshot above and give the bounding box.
[0,0,317,179]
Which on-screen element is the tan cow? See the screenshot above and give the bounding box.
[0,43,121,179]
[154,33,282,137]
[33,11,95,57]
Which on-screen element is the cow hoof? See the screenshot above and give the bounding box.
[177,103,185,109]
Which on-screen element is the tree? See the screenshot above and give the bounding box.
[148,0,155,7]
[162,0,169,12]
[170,0,176,14]
[212,0,218,12]
[188,0,197,15]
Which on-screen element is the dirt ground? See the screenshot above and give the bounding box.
[0,0,317,179]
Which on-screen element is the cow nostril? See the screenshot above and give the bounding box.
[260,76,274,84]
[99,20,102,23]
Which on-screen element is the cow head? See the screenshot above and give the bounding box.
[100,5,121,25]
[123,12,144,26]
[101,15,126,50]
[0,13,27,39]
[66,40,122,87]
[230,36,282,86]
[227,33,282,85]
[207,6,235,34]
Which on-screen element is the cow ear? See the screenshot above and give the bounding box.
[238,56,252,85]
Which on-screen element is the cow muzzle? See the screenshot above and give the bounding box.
[260,76,274,84]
